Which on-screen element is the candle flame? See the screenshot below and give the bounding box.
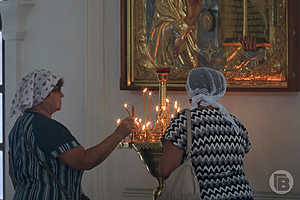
[139,118,142,123]
[143,88,148,93]
[117,118,121,124]
[142,125,146,130]
[166,98,169,103]
[149,92,152,96]
[156,106,159,112]
[162,106,166,111]
[177,107,180,112]
[123,103,128,108]
[147,122,151,127]
[171,114,174,118]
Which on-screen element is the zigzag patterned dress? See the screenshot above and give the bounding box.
[162,107,254,200]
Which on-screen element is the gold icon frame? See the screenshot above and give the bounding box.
[120,0,300,91]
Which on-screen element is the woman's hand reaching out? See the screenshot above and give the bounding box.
[58,117,138,170]
[116,117,137,138]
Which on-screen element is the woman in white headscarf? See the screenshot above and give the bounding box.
[8,69,136,200]
[160,67,254,200]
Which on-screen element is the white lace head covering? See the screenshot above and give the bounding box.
[186,67,240,133]
[10,69,61,117]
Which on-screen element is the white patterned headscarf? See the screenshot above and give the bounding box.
[10,69,61,118]
[186,67,240,134]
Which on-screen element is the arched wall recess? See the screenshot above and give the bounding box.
[0,0,35,40]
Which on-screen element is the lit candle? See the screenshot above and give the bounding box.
[174,101,178,115]
[116,118,121,126]
[142,125,146,138]
[117,118,122,142]
[166,98,170,119]
[154,119,158,129]
[142,88,148,126]
[123,103,131,116]
[134,118,139,131]
[174,101,178,109]
[139,118,143,130]
[130,105,135,142]
[147,121,151,129]
[148,91,153,129]
[132,105,135,119]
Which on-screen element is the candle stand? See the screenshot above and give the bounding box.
[119,67,175,200]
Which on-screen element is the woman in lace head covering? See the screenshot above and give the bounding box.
[9,69,137,200]
[160,67,254,200]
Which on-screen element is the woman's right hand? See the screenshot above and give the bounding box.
[185,0,203,26]
[116,117,137,138]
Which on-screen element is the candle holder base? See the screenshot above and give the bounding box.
[153,177,165,200]
[119,141,165,200]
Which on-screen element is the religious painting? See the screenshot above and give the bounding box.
[121,0,299,91]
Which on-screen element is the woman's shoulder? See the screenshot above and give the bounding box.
[189,107,220,115]
[28,111,70,133]
[171,107,222,122]
[229,113,247,130]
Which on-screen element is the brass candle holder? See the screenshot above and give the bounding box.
[119,67,175,200]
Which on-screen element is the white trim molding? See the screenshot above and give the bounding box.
[0,0,35,40]
[254,191,300,200]
[122,188,153,200]
[83,0,106,199]
[122,188,300,200]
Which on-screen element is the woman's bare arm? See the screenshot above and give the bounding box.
[58,117,136,170]
[160,141,184,178]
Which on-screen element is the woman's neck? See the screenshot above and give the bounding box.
[29,105,52,118]
[198,104,217,110]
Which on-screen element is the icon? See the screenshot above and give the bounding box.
[269,170,294,194]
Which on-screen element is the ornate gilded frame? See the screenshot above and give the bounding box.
[121,0,300,91]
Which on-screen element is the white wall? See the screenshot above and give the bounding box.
[3,0,300,200]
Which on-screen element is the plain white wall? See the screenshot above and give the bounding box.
[4,0,300,200]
